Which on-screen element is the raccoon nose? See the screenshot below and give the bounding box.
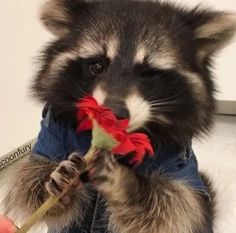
[104,99,130,120]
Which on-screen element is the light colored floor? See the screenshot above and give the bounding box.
[193,115,236,233]
[0,115,235,233]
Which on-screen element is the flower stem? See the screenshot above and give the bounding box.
[15,195,61,233]
[84,147,97,163]
[15,147,98,233]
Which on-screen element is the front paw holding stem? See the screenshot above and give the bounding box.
[46,150,118,201]
[89,151,123,195]
[46,152,87,207]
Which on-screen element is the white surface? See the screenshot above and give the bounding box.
[0,0,51,155]
[193,116,236,233]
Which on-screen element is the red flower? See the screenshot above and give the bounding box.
[110,127,135,155]
[76,96,119,132]
[76,96,154,164]
[128,133,154,165]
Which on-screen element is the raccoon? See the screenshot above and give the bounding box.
[3,0,236,233]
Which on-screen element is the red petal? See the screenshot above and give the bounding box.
[77,96,99,108]
[76,118,92,133]
[129,133,154,155]
[130,146,146,165]
[117,119,129,129]
[127,133,154,164]
[112,136,135,155]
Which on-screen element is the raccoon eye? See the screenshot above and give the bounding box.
[90,61,105,75]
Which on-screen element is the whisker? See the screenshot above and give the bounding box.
[149,116,171,124]
[71,85,87,106]
[150,106,174,112]
[72,81,87,96]
[141,126,153,137]
[150,100,177,107]
[149,89,187,104]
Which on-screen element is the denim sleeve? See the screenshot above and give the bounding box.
[135,145,210,200]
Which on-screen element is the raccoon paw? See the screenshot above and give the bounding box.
[89,151,118,192]
[46,152,86,206]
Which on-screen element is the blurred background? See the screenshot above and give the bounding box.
[0,1,235,233]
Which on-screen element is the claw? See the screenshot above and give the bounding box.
[45,154,83,202]
[69,152,87,171]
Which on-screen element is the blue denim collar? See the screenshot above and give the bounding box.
[33,107,91,161]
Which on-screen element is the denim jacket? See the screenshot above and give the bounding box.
[33,108,212,233]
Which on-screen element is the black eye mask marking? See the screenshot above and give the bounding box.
[134,63,168,78]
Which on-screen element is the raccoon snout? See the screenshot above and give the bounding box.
[104,99,130,120]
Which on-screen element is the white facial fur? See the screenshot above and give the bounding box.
[78,36,119,60]
[92,85,107,105]
[134,44,177,70]
[106,37,119,60]
[125,93,151,132]
[134,46,146,63]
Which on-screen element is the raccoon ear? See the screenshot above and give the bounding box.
[192,12,236,61]
[40,0,89,37]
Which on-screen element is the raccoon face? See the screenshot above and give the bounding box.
[33,0,236,145]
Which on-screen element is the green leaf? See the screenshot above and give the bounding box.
[91,120,118,150]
